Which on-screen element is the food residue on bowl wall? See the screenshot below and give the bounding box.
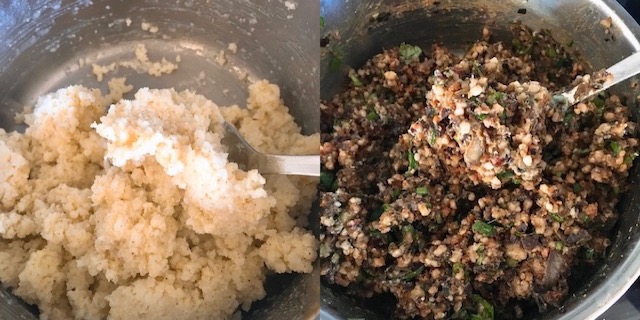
[91,44,179,81]
[141,22,159,34]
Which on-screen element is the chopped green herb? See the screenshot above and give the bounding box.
[475,113,488,121]
[369,207,385,221]
[402,225,416,239]
[546,47,558,58]
[499,111,507,122]
[472,63,483,77]
[429,129,437,146]
[506,257,519,267]
[625,151,639,164]
[368,229,387,241]
[401,265,424,281]
[452,262,464,275]
[408,150,418,170]
[573,183,582,193]
[472,221,496,237]
[383,203,391,211]
[471,294,495,320]
[485,91,504,106]
[319,243,331,258]
[328,48,343,72]
[399,43,422,62]
[320,171,335,189]
[550,213,565,223]
[609,141,621,157]
[555,241,564,251]
[392,188,401,198]
[329,54,342,71]
[349,72,363,87]
[552,94,568,109]
[563,109,574,126]
[401,224,415,234]
[367,110,379,121]
[512,38,523,50]
[333,119,346,128]
[435,212,443,224]
[476,245,485,265]
[514,40,532,55]
[593,96,606,118]
[496,170,515,180]
[592,96,606,109]
[585,247,595,259]
[557,56,573,68]
[320,16,325,29]
[415,187,429,195]
[574,148,591,156]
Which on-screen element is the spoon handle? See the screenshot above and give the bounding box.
[605,50,640,92]
[255,154,320,176]
[561,50,640,105]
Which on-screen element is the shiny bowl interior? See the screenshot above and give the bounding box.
[320,0,640,319]
[0,0,319,319]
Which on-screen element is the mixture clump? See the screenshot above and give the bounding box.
[0,80,318,319]
[319,24,638,319]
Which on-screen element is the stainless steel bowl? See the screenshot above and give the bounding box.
[320,0,640,319]
[0,0,319,319]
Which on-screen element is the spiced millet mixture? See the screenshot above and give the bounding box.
[319,25,638,319]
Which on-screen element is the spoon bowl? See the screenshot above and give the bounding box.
[556,50,640,107]
[221,121,320,176]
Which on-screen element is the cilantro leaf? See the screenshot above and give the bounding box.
[415,187,429,195]
[367,110,379,121]
[320,171,335,189]
[399,43,422,62]
[471,294,495,320]
[609,141,621,157]
[472,221,496,237]
[408,150,418,170]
